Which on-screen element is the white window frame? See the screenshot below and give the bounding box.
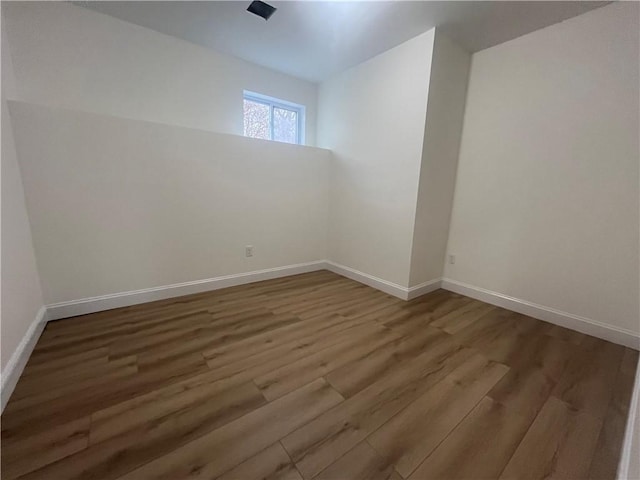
[243,90,306,145]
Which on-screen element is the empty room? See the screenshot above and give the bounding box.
[1,1,639,479]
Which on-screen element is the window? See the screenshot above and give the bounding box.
[243,91,305,145]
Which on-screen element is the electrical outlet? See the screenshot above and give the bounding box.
[245,245,254,257]
[448,254,456,265]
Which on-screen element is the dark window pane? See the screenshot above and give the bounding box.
[273,107,298,144]
[244,99,271,140]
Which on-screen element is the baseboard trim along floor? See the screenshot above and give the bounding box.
[1,306,48,412]
[46,261,327,321]
[3,265,638,414]
[441,278,639,350]
[323,261,431,300]
[1,271,636,479]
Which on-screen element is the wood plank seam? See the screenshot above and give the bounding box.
[1,272,635,480]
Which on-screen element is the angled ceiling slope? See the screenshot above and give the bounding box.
[77,1,609,82]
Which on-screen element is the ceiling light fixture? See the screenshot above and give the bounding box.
[246,0,277,21]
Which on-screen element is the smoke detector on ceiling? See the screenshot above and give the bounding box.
[247,1,277,21]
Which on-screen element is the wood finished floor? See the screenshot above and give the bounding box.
[1,270,637,480]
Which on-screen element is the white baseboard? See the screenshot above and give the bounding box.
[1,306,48,413]
[325,261,410,300]
[441,278,640,350]
[618,355,640,479]
[407,278,443,300]
[44,260,444,322]
[6,267,636,416]
[324,261,442,301]
[46,261,327,320]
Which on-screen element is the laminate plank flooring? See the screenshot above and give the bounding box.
[1,271,636,480]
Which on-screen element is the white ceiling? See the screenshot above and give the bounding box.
[77,1,609,83]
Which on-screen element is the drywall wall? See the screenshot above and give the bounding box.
[9,101,331,304]
[620,359,640,479]
[627,408,640,479]
[409,31,470,287]
[445,2,640,335]
[1,22,44,373]
[318,30,435,287]
[2,2,318,146]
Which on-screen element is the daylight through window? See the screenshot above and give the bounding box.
[243,92,304,145]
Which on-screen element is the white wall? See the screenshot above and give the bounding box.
[9,101,330,304]
[622,360,640,479]
[318,30,435,287]
[445,2,640,335]
[628,413,640,479]
[409,31,470,287]
[2,2,318,146]
[1,21,44,372]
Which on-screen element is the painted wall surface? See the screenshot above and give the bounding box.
[2,2,318,146]
[445,2,640,334]
[9,101,331,304]
[625,362,640,479]
[409,31,470,287]
[318,30,435,287]
[1,21,44,372]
